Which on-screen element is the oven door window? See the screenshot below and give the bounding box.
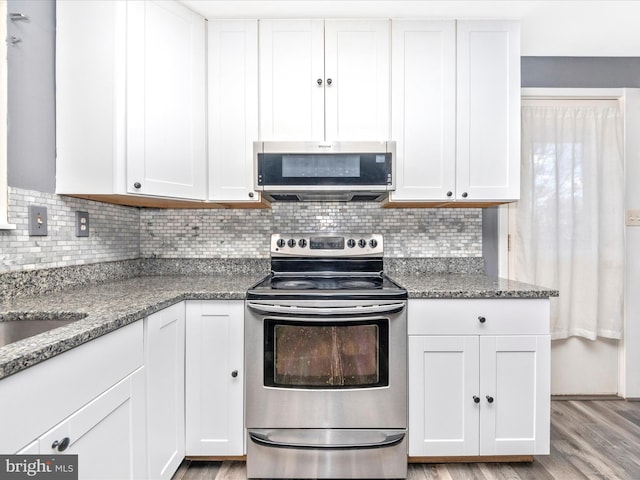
[264,318,389,389]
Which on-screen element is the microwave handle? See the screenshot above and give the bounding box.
[246,302,405,316]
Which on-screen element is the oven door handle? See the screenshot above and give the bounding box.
[248,429,405,450]
[246,302,406,316]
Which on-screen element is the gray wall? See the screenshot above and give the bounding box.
[522,57,640,88]
[7,0,56,193]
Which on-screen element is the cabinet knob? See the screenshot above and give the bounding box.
[473,395,480,404]
[326,78,333,86]
[317,78,323,86]
[133,182,142,189]
[231,370,239,378]
[446,191,453,197]
[248,192,254,198]
[478,316,486,323]
[461,192,468,198]
[52,437,71,452]
[486,395,494,404]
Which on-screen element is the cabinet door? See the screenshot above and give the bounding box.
[55,0,125,196]
[185,301,245,456]
[259,19,325,141]
[479,335,550,456]
[127,0,207,199]
[324,20,390,141]
[390,20,456,201]
[208,20,260,202]
[456,21,520,201]
[38,368,147,480]
[145,303,185,480]
[408,336,479,456]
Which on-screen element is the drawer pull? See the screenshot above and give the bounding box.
[478,316,486,323]
[486,395,494,404]
[473,395,480,404]
[52,437,71,452]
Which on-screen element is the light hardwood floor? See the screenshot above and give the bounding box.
[172,399,640,480]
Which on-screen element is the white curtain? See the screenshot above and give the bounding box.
[513,102,624,340]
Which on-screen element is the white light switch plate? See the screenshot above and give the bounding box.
[626,210,640,226]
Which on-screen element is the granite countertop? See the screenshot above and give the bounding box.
[389,273,559,299]
[0,274,264,380]
[0,271,558,380]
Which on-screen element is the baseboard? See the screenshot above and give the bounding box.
[552,394,622,401]
[408,455,534,463]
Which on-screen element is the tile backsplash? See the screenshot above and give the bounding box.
[1,188,140,273]
[2,188,482,274]
[140,202,482,258]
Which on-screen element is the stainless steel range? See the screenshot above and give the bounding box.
[245,233,408,479]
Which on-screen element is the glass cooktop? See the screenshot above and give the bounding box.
[248,274,407,300]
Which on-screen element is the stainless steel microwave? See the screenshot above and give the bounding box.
[254,141,396,201]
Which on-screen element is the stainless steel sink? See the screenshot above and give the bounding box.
[0,312,88,347]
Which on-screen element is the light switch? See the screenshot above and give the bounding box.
[626,210,640,227]
[28,205,48,236]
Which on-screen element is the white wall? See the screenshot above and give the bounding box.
[552,337,619,395]
[181,1,640,56]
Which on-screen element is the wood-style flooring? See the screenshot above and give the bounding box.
[171,398,640,480]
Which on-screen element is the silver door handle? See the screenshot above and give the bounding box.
[246,302,405,316]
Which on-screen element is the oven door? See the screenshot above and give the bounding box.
[245,299,407,430]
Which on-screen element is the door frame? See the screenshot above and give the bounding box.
[500,88,640,398]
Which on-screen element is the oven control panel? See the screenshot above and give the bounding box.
[271,233,383,257]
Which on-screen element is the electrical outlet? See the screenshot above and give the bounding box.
[76,211,89,237]
[626,210,640,227]
[28,205,48,236]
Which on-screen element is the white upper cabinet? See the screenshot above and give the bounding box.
[389,20,520,204]
[259,19,390,142]
[259,19,325,141]
[208,20,261,203]
[126,1,207,199]
[390,20,456,202]
[56,0,207,203]
[324,20,390,141]
[456,21,520,202]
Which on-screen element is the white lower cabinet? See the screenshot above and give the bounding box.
[145,303,186,480]
[408,299,550,458]
[26,368,147,479]
[1,322,145,459]
[185,300,245,456]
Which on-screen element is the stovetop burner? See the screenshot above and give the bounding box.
[270,276,384,291]
[248,272,406,300]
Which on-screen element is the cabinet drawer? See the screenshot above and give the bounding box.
[0,321,143,453]
[408,298,550,336]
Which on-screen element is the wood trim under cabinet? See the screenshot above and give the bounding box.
[381,199,513,208]
[62,194,271,209]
